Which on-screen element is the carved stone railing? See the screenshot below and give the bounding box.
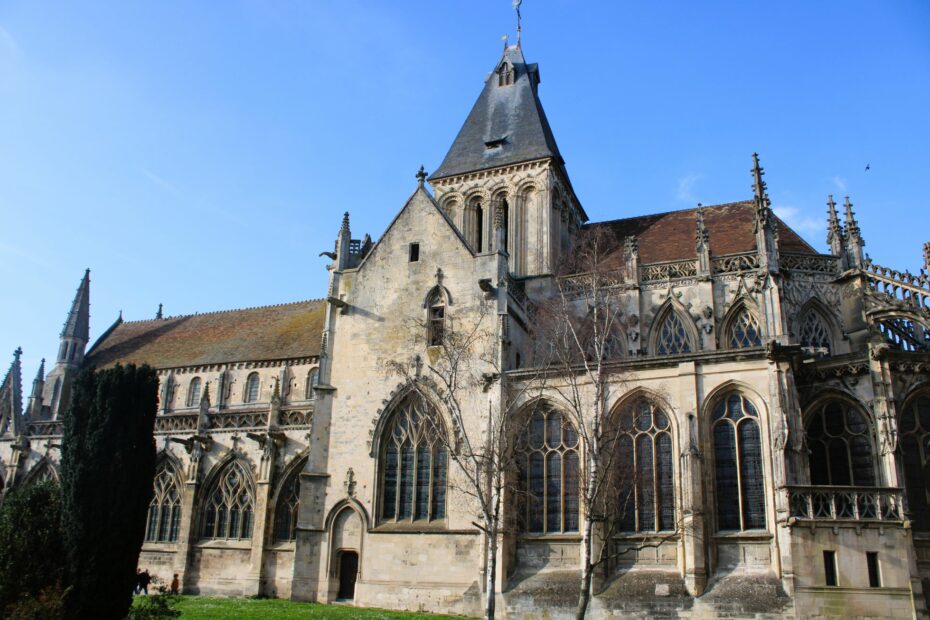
[154,413,199,433]
[209,411,267,430]
[641,259,697,282]
[506,274,528,308]
[280,410,312,427]
[781,253,840,275]
[713,252,760,275]
[864,257,930,312]
[26,420,63,437]
[786,485,904,523]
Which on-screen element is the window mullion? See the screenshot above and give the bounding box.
[652,434,659,533]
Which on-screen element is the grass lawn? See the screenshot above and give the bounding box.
[135,595,467,619]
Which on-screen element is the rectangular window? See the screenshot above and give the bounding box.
[823,550,838,586]
[866,552,881,588]
[409,242,420,262]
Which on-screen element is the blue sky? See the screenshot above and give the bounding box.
[2,1,929,379]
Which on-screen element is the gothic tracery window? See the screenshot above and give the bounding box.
[614,399,675,533]
[799,310,833,354]
[726,306,763,349]
[654,309,693,356]
[380,394,447,523]
[202,460,255,540]
[274,466,302,541]
[879,318,930,352]
[187,377,202,407]
[713,393,766,531]
[145,461,182,543]
[806,400,876,486]
[900,395,930,531]
[515,406,580,534]
[244,372,260,403]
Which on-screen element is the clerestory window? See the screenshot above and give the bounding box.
[202,460,255,540]
[187,377,202,407]
[244,372,260,403]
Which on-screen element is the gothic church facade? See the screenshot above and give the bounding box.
[3,45,930,619]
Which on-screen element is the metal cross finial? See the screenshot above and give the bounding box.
[14,347,22,359]
[416,165,427,186]
[513,0,522,45]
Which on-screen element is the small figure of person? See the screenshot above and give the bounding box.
[134,569,143,595]
[139,569,151,595]
[170,574,180,595]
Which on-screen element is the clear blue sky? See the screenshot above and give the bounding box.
[2,1,929,379]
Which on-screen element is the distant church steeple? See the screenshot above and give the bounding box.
[41,270,91,420]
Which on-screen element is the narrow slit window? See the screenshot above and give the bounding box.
[409,243,420,262]
[866,552,881,588]
[823,550,838,587]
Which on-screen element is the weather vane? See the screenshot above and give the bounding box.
[513,0,522,45]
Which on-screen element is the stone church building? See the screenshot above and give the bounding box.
[3,44,930,618]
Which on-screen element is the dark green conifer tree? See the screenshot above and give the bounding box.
[0,481,66,617]
[60,364,158,620]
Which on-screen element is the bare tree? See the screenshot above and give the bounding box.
[533,226,678,619]
[384,298,537,620]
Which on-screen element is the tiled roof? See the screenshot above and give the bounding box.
[430,46,564,181]
[85,300,326,370]
[589,201,818,268]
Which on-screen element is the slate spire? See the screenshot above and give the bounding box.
[61,269,90,342]
[26,357,45,420]
[0,348,24,436]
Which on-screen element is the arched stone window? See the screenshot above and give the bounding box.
[515,405,580,534]
[614,398,675,532]
[806,400,876,486]
[468,197,484,253]
[274,466,302,541]
[798,309,833,354]
[653,308,694,356]
[145,461,182,543]
[380,394,448,523]
[712,393,766,531]
[900,394,930,530]
[879,317,930,352]
[202,460,255,540]
[244,372,260,403]
[725,306,763,349]
[306,368,319,400]
[187,377,202,407]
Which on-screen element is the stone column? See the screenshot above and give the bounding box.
[177,441,206,592]
[677,361,707,595]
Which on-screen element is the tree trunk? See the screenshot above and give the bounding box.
[576,516,594,619]
[484,521,498,620]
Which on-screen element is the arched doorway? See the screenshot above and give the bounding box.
[337,550,358,599]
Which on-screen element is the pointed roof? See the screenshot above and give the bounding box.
[61,269,91,341]
[0,348,24,434]
[430,46,564,181]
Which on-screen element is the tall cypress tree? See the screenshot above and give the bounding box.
[60,364,158,620]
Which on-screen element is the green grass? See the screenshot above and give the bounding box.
[135,595,467,619]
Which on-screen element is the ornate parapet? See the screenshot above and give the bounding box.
[785,485,904,524]
[780,252,840,276]
[26,420,63,437]
[864,257,930,313]
[712,252,760,275]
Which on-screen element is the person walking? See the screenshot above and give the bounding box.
[139,569,151,595]
[170,574,180,595]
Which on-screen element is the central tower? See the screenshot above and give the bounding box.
[428,45,585,277]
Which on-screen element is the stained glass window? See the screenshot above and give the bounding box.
[655,310,693,355]
[713,394,766,531]
[799,311,832,354]
[806,400,875,486]
[614,399,675,532]
[146,461,182,543]
[901,395,930,530]
[380,394,447,523]
[202,460,255,540]
[187,377,202,407]
[244,373,260,403]
[727,307,763,349]
[274,466,302,541]
[515,406,579,534]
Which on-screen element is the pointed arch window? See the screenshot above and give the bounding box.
[713,393,766,531]
[900,395,930,531]
[187,377,202,407]
[879,317,930,352]
[614,399,675,533]
[654,309,693,355]
[380,394,448,523]
[726,306,763,349]
[244,372,260,403]
[202,460,255,540]
[799,309,833,354]
[145,461,182,543]
[806,400,876,486]
[428,299,445,347]
[306,368,319,400]
[274,466,302,541]
[515,406,580,534]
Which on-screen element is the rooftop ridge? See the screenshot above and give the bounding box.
[587,199,754,228]
[119,297,327,325]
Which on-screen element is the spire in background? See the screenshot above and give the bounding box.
[26,357,45,420]
[61,269,90,342]
[1,348,24,436]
